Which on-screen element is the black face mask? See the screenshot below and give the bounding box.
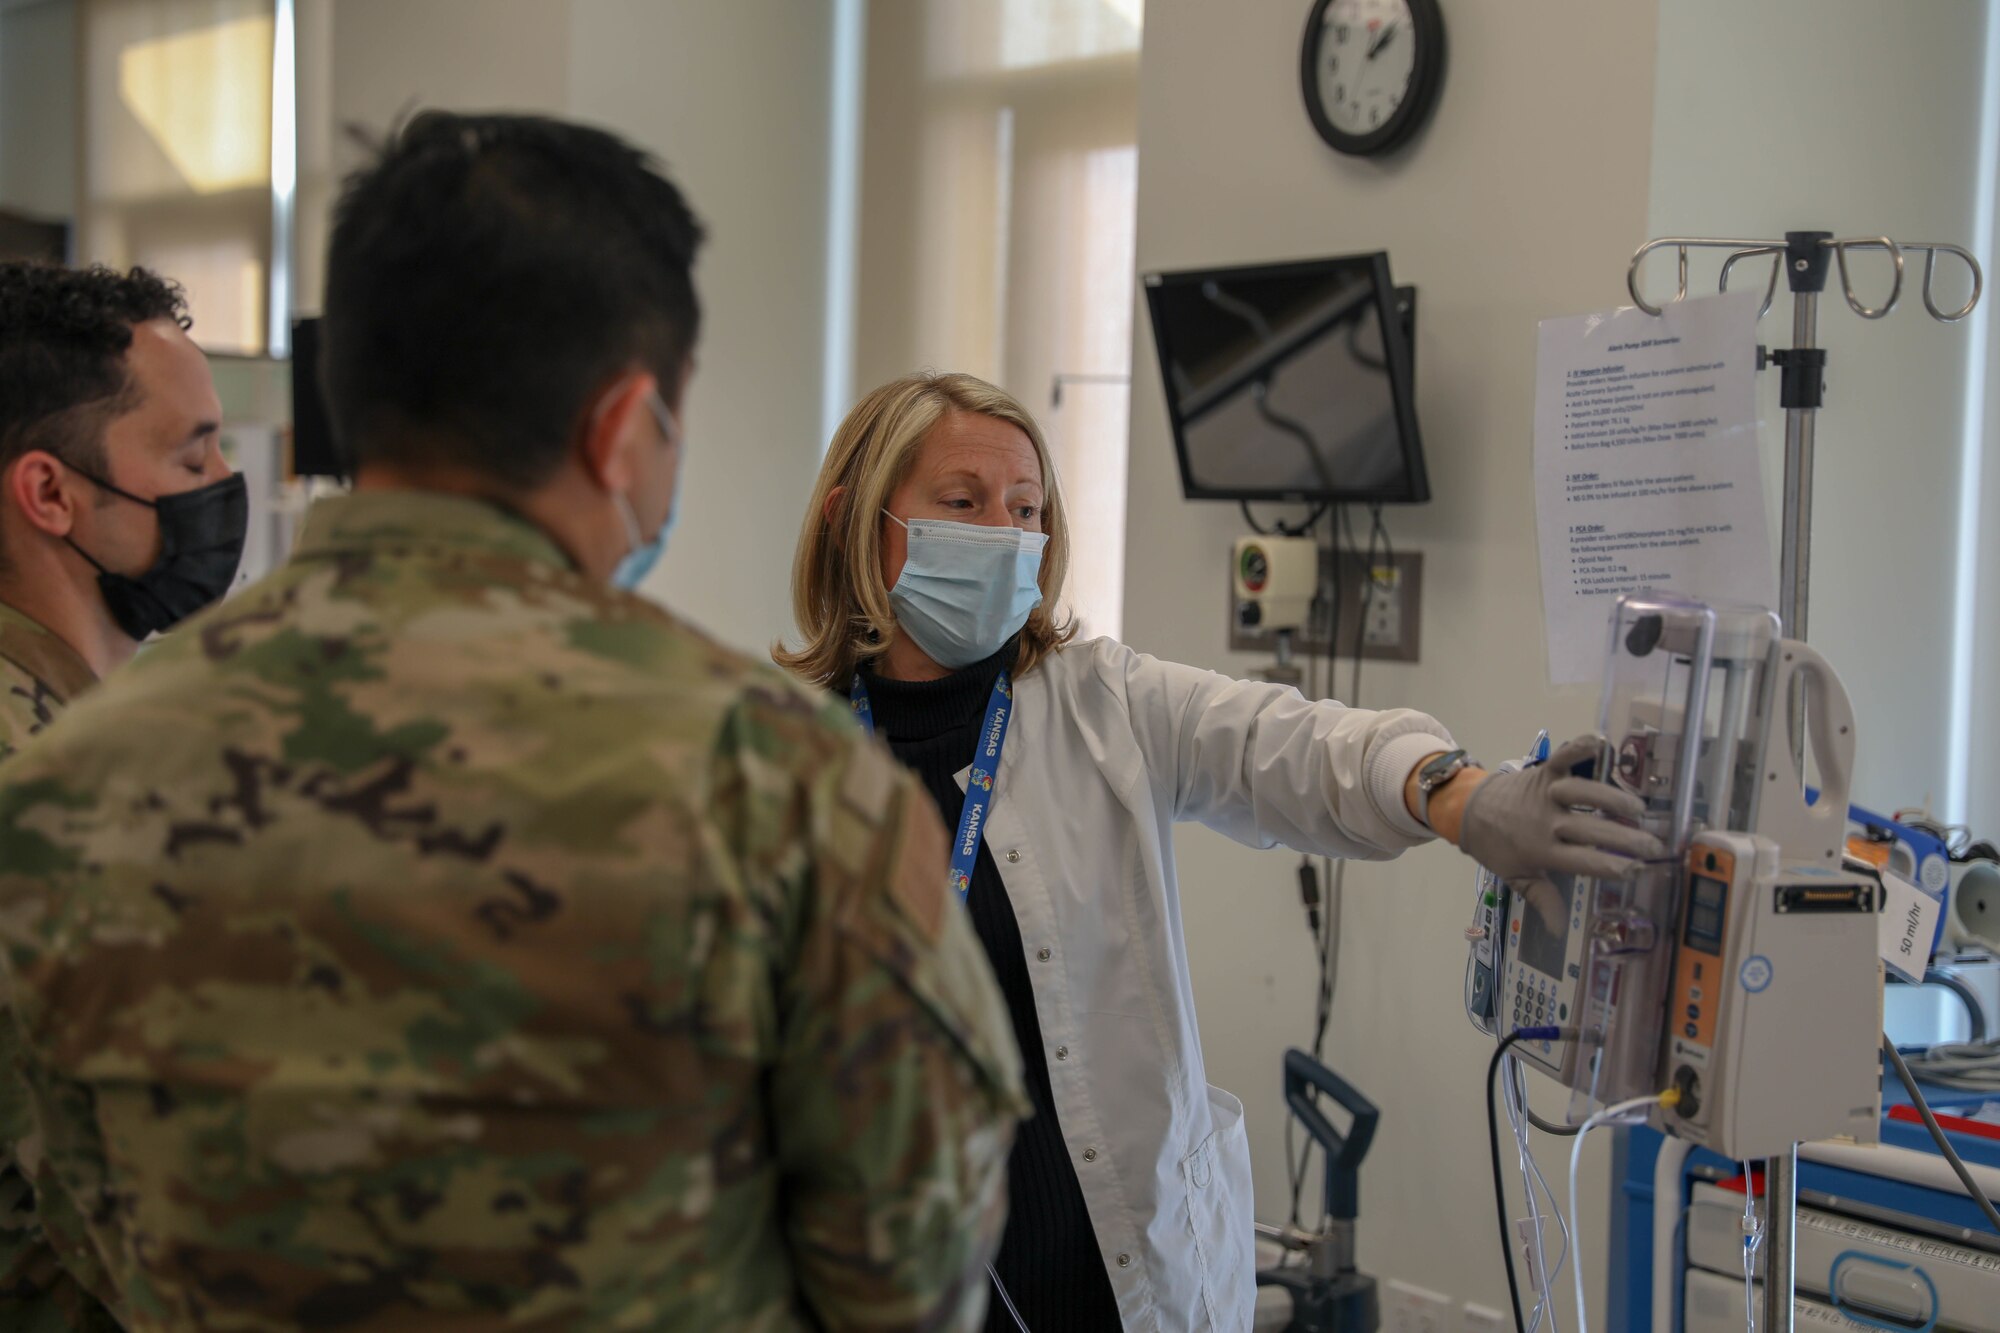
[64,467,249,640]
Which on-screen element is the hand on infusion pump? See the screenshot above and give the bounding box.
[1424,735,1665,928]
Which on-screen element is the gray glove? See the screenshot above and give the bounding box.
[1459,736,1665,921]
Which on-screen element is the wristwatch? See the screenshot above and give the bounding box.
[1415,748,1472,829]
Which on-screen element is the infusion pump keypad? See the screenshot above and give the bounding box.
[1511,974,1563,1030]
[1504,879,1587,1054]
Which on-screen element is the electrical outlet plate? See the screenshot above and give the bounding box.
[1383,1279,1454,1333]
[1363,565,1403,648]
[1461,1303,1509,1333]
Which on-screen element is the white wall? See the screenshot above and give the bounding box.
[1125,1,1662,1320]
[308,0,831,657]
[329,0,572,133]
[1646,0,1992,823]
[568,0,832,656]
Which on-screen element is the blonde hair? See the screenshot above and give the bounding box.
[775,371,1076,687]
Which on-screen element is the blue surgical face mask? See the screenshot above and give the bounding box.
[611,392,682,591]
[884,512,1048,669]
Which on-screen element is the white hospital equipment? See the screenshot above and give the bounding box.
[1477,227,1991,1333]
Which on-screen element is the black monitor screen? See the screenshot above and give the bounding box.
[0,209,69,265]
[1144,252,1426,504]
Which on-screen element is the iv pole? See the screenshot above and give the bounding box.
[1625,229,1983,1333]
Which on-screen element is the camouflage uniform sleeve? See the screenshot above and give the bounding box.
[0,666,33,765]
[714,687,1027,1332]
[0,681,124,1332]
[0,683,35,1302]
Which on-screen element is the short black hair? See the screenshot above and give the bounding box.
[0,262,191,475]
[323,112,705,489]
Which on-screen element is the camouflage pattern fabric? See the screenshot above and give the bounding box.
[0,600,96,764]
[0,598,121,1331]
[0,491,1025,1332]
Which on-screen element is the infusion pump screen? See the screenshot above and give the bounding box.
[1683,874,1727,954]
[1515,874,1577,977]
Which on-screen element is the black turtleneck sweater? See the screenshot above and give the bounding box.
[855,642,1122,1333]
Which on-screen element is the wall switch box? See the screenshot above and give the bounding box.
[1228,547,1423,670]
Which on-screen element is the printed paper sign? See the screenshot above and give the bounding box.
[1534,290,1776,684]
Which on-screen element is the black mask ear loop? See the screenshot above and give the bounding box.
[56,462,154,576]
[63,533,117,577]
[62,462,154,509]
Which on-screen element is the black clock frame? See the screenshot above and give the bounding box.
[1299,0,1446,158]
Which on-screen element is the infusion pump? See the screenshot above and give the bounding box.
[1653,833,1880,1153]
[1466,593,1883,1160]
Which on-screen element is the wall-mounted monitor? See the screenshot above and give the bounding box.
[289,317,344,478]
[1144,251,1427,504]
[0,209,70,265]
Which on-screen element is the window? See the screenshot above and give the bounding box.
[855,0,1142,639]
[80,0,278,356]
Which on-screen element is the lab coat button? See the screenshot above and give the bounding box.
[1037,948,1052,961]
[1007,849,1020,863]
[1083,1148,1098,1162]
[1056,1045,1069,1060]
[1117,1253,1132,1268]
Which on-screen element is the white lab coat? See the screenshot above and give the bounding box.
[964,637,1455,1333]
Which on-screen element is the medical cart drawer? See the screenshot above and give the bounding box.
[1682,1268,1871,1333]
[1685,1181,2000,1332]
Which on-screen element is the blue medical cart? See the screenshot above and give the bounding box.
[1606,1070,2000,1331]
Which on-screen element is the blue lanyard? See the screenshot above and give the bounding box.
[850,672,1013,902]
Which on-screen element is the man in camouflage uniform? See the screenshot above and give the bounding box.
[0,262,233,756]
[0,113,1025,1331]
[0,261,238,1330]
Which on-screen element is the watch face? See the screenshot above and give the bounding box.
[1315,0,1417,139]
[1422,752,1465,789]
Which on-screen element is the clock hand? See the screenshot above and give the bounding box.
[1366,22,1397,60]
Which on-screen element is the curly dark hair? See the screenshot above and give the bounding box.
[0,262,192,477]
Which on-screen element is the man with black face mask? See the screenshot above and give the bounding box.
[0,261,242,1327]
[0,262,244,753]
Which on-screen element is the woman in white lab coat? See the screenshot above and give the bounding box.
[774,372,1656,1333]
